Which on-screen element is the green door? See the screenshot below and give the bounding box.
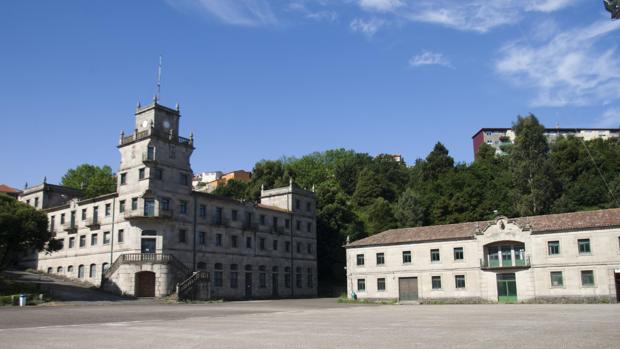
[497,273,517,303]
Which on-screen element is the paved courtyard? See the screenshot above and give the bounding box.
[0,299,619,348]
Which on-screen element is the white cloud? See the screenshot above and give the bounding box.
[350,18,385,36]
[408,51,454,68]
[596,109,620,128]
[306,10,338,22]
[496,20,620,107]
[359,0,403,12]
[166,0,277,26]
[525,0,580,13]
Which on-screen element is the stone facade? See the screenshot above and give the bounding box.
[346,210,620,303]
[19,101,318,299]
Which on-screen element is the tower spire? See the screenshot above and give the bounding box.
[155,55,162,103]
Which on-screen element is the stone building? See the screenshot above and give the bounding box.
[19,100,318,299]
[345,209,620,303]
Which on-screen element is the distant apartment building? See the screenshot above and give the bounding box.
[194,170,252,193]
[0,184,21,199]
[472,128,620,157]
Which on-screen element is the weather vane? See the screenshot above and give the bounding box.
[604,0,620,19]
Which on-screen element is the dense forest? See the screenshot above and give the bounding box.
[212,115,620,291]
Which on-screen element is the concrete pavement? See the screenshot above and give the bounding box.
[1,299,619,348]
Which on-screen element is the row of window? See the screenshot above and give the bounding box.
[547,239,593,255]
[208,263,314,289]
[356,275,467,292]
[50,203,113,230]
[189,231,314,254]
[57,230,124,250]
[119,166,189,186]
[550,270,596,287]
[46,263,109,279]
[356,247,464,266]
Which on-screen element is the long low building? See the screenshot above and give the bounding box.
[345,209,620,303]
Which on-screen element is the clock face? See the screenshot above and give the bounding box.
[141,120,149,128]
[163,120,171,129]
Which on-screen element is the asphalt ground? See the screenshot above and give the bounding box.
[1,299,619,348]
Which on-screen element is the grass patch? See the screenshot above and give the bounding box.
[337,296,397,305]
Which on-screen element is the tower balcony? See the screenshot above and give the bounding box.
[118,127,193,147]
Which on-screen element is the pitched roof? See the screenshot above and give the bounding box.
[346,208,620,248]
[0,184,20,193]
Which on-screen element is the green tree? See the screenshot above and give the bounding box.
[0,194,60,269]
[510,115,557,216]
[364,197,397,235]
[422,142,454,181]
[61,164,116,198]
[245,160,288,201]
[394,188,425,228]
[211,179,249,201]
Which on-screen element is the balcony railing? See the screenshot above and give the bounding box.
[124,209,174,220]
[119,128,193,147]
[85,216,100,228]
[480,256,531,269]
[142,152,157,164]
[103,253,190,280]
[62,221,77,232]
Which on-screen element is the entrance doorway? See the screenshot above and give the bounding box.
[615,273,620,302]
[272,273,279,297]
[245,273,253,298]
[141,238,156,253]
[135,271,156,297]
[398,277,418,301]
[497,273,517,303]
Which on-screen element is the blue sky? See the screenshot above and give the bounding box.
[1,0,619,189]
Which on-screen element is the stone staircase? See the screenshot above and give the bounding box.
[177,271,210,300]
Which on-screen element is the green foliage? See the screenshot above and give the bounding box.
[0,194,60,270]
[211,179,249,201]
[61,164,116,198]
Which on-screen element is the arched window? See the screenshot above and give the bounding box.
[78,264,85,279]
[47,267,52,274]
[102,263,109,274]
[57,266,64,274]
[284,267,291,288]
[197,262,207,270]
[244,264,252,271]
[272,266,279,273]
[259,266,267,288]
[230,264,238,288]
[68,265,74,274]
[89,264,97,278]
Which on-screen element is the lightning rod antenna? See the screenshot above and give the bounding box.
[155,55,162,103]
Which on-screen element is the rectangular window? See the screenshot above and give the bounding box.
[306,202,311,212]
[273,239,278,251]
[232,209,238,221]
[295,199,300,210]
[119,200,125,213]
[216,233,222,247]
[402,251,412,264]
[117,229,124,243]
[260,215,266,225]
[578,239,591,254]
[377,278,386,291]
[550,271,563,287]
[581,270,595,286]
[34,197,39,208]
[432,276,442,289]
[60,213,65,224]
[91,234,97,246]
[357,279,366,292]
[356,254,365,266]
[161,198,170,211]
[307,243,312,254]
[215,207,223,225]
[259,238,265,250]
[455,275,466,289]
[154,168,163,180]
[285,241,291,252]
[179,173,188,186]
[50,216,55,231]
[179,200,188,215]
[307,268,313,288]
[548,241,560,255]
[179,229,187,243]
[198,231,206,245]
[296,221,301,231]
[199,204,206,217]
[103,232,110,244]
[272,216,278,228]
[285,219,290,229]
[214,271,223,287]
[79,235,86,248]
[431,249,440,262]
[139,168,145,180]
[105,203,111,216]
[231,235,238,248]
[454,247,464,260]
[120,173,126,185]
[81,209,87,221]
[297,242,302,253]
[230,271,238,288]
[296,268,302,288]
[376,252,385,265]
[131,198,138,211]
[259,272,266,288]
[285,270,291,288]
[69,237,75,248]
[307,222,312,233]
[246,236,252,249]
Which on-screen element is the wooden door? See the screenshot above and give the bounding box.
[135,271,156,297]
[398,277,418,301]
